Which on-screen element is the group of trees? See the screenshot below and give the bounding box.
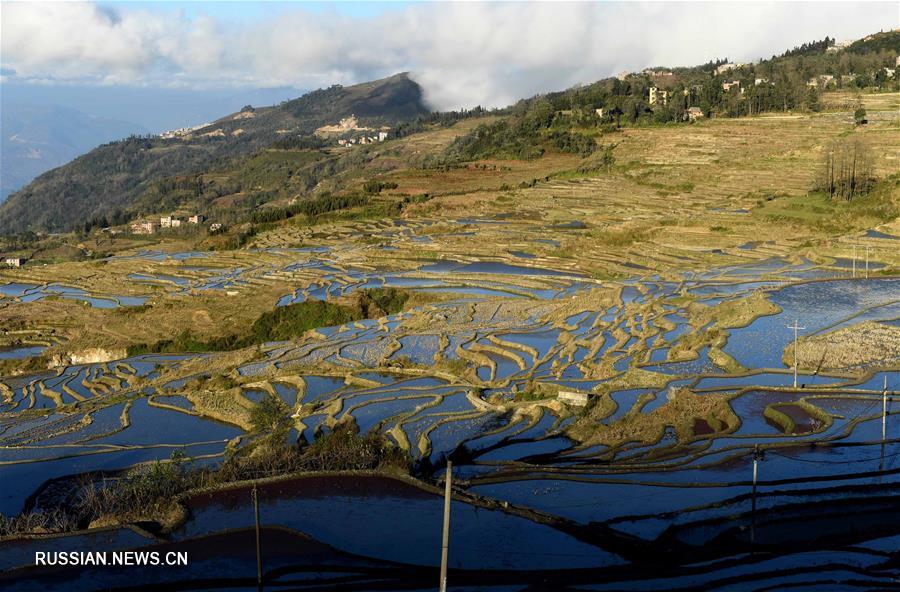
[248,192,371,225]
[388,106,492,140]
[79,209,129,234]
[815,138,876,201]
[444,98,597,161]
[777,37,835,59]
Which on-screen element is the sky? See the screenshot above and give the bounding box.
[1,1,898,127]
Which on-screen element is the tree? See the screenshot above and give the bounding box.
[805,87,821,112]
[854,106,868,125]
[250,394,292,436]
[816,138,875,201]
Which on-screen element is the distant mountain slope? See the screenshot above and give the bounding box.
[1,104,147,202]
[3,28,897,235]
[0,73,429,233]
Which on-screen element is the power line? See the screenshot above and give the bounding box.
[766,448,900,465]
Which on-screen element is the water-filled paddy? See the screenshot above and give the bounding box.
[1,244,898,588]
[178,475,622,569]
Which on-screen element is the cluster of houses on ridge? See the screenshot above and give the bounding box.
[337,131,389,147]
[158,122,213,140]
[314,115,391,148]
[129,214,222,235]
[623,43,899,116]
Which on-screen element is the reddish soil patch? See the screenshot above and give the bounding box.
[693,418,715,436]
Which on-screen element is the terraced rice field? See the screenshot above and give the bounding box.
[2,218,898,588]
[1,100,899,589]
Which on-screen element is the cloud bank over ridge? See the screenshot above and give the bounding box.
[2,1,896,109]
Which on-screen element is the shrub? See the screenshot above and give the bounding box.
[361,287,409,315]
[363,179,399,194]
[0,509,77,536]
[248,299,360,342]
[303,425,409,472]
[250,393,293,435]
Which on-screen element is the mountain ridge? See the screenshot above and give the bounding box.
[0,73,429,233]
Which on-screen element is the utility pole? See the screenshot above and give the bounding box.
[883,375,889,443]
[439,461,453,592]
[852,244,857,278]
[252,483,263,592]
[865,246,871,279]
[787,320,806,388]
[751,444,763,549]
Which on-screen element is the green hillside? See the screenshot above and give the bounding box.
[0,73,429,233]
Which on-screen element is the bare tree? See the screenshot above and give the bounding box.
[816,138,875,201]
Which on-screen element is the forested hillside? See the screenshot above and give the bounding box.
[0,73,429,233]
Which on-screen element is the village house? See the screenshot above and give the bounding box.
[841,74,857,84]
[722,80,741,92]
[884,67,896,79]
[3,256,24,268]
[558,390,589,407]
[648,86,669,106]
[754,78,769,86]
[685,107,704,122]
[188,214,206,224]
[826,39,853,53]
[715,63,742,75]
[130,221,156,235]
[209,223,223,232]
[161,215,186,228]
[378,131,389,142]
[595,107,605,118]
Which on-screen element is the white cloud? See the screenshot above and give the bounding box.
[1,1,896,109]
